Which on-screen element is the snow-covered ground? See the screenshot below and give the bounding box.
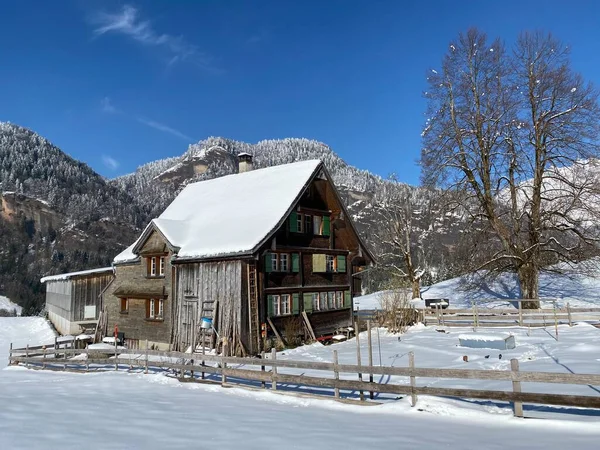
[0,295,22,316]
[357,260,600,310]
[1,317,600,449]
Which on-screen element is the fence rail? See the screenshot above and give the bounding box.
[422,304,600,328]
[8,343,600,417]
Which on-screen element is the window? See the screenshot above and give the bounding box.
[313,215,322,235]
[279,254,289,272]
[281,294,291,315]
[327,292,335,309]
[312,292,320,311]
[272,294,291,316]
[304,215,312,234]
[326,255,335,273]
[297,213,303,233]
[271,253,279,272]
[148,299,164,320]
[336,291,344,309]
[148,256,165,277]
[120,298,129,314]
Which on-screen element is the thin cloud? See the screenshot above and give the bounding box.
[100,97,193,142]
[89,5,215,70]
[101,97,117,114]
[102,155,120,170]
[136,117,192,141]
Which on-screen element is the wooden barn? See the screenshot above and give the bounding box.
[41,267,114,335]
[106,157,374,354]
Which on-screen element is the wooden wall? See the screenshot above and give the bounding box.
[175,260,246,354]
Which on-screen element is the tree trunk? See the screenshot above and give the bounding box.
[411,279,421,300]
[517,263,540,309]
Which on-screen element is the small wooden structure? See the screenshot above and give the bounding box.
[41,267,114,335]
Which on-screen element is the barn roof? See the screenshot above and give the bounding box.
[40,267,114,283]
[114,160,323,263]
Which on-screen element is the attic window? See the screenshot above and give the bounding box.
[147,256,166,277]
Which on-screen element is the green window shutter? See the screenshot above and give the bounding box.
[322,216,330,236]
[292,293,300,315]
[303,293,313,313]
[289,211,298,233]
[312,254,326,273]
[344,290,351,309]
[337,255,346,273]
[292,253,300,273]
[267,295,274,317]
[264,253,272,273]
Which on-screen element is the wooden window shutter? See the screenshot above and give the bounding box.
[344,290,351,309]
[292,293,300,315]
[303,293,313,314]
[291,253,300,273]
[145,299,151,318]
[322,216,330,236]
[312,254,326,273]
[289,211,298,232]
[264,253,272,273]
[337,255,346,273]
[267,295,274,317]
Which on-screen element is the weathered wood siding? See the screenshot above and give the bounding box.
[71,274,113,321]
[175,260,246,354]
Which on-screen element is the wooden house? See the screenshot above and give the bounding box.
[41,267,114,335]
[106,157,374,354]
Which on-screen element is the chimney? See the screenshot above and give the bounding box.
[238,153,253,173]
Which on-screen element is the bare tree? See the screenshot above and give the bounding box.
[422,29,600,308]
[375,178,442,299]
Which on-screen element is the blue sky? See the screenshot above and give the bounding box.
[1,1,600,185]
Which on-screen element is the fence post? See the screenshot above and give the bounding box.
[85,347,89,372]
[367,320,374,400]
[8,343,12,366]
[511,359,523,418]
[114,339,118,371]
[64,342,68,371]
[221,341,228,386]
[409,351,417,407]
[261,351,266,389]
[518,300,523,327]
[333,349,340,399]
[553,300,559,341]
[25,344,29,369]
[54,336,58,359]
[471,301,476,328]
[42,346,46,369]
[355,320,364,401]
[567,302,572,327]
[145,340,149,375]
[271,348,277,391]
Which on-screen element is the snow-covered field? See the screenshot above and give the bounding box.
[1,317,600,449]
[357,260,600,310]
[0,295,22,316]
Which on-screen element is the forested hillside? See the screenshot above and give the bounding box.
[0,124,462,313]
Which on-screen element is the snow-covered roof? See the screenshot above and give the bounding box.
[113,243,139,264]
[115,160,322,263]
[40,267,114,283]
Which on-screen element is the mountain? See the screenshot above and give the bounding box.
[0,123,140,313]
[0,125,461,314]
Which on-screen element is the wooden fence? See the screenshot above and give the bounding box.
[422,303,600,329]
[8,343,600,418]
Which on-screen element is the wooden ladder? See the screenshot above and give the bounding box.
[248,262,260,353]
[196,298,216,352]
